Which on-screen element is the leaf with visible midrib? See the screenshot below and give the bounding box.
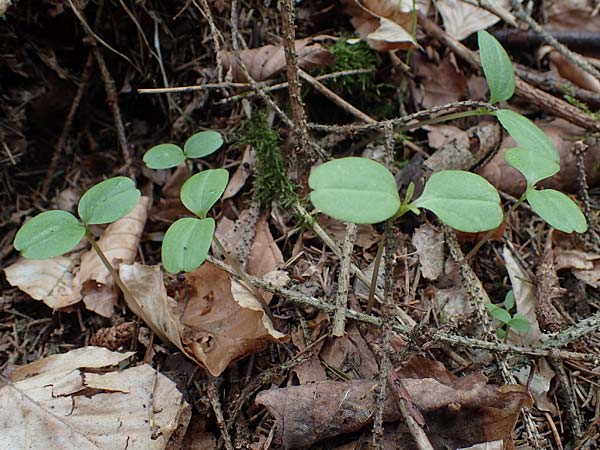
[526,188,587,233]
[309,157,401,224]
[78,177,141,225]
[180,169,229,218]
[478,30,515,104]
[14,210,85,259]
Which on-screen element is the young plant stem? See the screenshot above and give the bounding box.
[212,234,276,322]
[84,227,135,302]
[367,234,385,314]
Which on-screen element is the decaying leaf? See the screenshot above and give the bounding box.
[435,0,513,41]
[4,197,150,317]
[413,52,468,108]
[222,145,255,200]
[478,118,600,195]
[549,49,600,93]
[221,38,334,82]
[555,249,600,288]
[412,223,444,280]
[319,216,380,250]
[256,356,532,449]
[0,346,191,450]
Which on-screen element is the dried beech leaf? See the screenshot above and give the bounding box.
[4,254,81,309]
[549,50,600,93]
[181,263,288,376]
[435,0,512,41]
[414,52,468,108]
[247,216,284,278]
[256,356,531,449]
[555,249,600,288]
[412,224,444,280]
[319,216,380,250]
[222,38,334,82]
[1,347,190,450]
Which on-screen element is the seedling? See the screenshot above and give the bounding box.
[143,130,223,170]
[13,177,141,297]
[486,290,531,339]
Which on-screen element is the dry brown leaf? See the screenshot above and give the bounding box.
[342,0,424,51]
[319,216,380,250]
[479,118,600,195]
[222,145,255,200]
[222,38,334,82]
[1,346,190,450]
[412,224,444,280]
[414,52,468,108]
[181,263,288,376]
[435,0,512,41]
[256,356,532,449]
[555,249,600,288]
[247,216,284,278]
[549,50,600,93]
[214,206,260,266]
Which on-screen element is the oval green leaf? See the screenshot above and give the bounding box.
[504,147,560,188]
[143,143,185,169]
[526,188,587,233]
[184,131,224,159]
[486,303,511,324]
[308,157,401,224]
[78,177,141,225]
[508,314,531,333]
[478,30,515,104]
[162,217,215,274]
[496,109,559,162]
[14,210,85,259]
[412,171,503,232]
[180,169,229,218]
[503,290,515,310]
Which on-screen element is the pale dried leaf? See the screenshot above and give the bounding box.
[222,146,255,200]
[458,441,503,450]
[2,347,190,450]
[412,224,444,280]
[214,206,260,266]
[435,0,512,40]
[222,39,334,82]
[555,249,600,288]
[247,216,284,278]
[319,216,380,250]
[414,52,468,108]
[550,50,600,93]
[515,358,557,414]
[4,254,80,309]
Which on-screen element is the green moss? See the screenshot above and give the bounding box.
[240,112,298,208]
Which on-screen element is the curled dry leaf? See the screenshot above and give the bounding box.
[4,197,149,317]
[0,346,190,450]
[221,38,334,82]
[555,249,600,288]
[256,356,531,449]
[478,118,600,195]
[341,0,427,51]
[434,0,512,41]
[549,50,600,93]
[222,145,255,200]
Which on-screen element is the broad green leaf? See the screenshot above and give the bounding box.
[504,147,560,188]
[478,30,515,104]
[180,169,229,218]
[508,314,531,333]
[162,217,215,273]
[309,157,401,224]
[143,144,185,169]
[496,328,507,339]
[496,110,559,162]
[486,303,511,324]
[14,210,85,259]
[503,290,515,310]
[184,131,224,158]
[78,177,141,225]
[411,171,502,232]
[526,188,587,233]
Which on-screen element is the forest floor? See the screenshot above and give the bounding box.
[1,1,600,449]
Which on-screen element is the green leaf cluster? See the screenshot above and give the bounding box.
[486,290,531,339]
[143,131,223,169]
[14,177,140,259]
[478,30,587,233]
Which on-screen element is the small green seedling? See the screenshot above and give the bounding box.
[309,157,503,232]
[161,169,228,273]
[478,30,587,233]
[14,177,140,259]
[143,130,223,169]
[486,290,531,339]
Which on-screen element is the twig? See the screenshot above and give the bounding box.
[193,0,225,83]
[573,141,600,245]
[332,222,357,336]
[551,357,583,439]
[511,0,600,81]
[206,379,235,450]
[459,0,517,27]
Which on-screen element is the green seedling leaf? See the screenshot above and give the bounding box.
[526,188,587,233]
[486,303,511,324]
[478,30,515,104]
[78,177,141,225]
[503,290,515,310]
[143,143,185,169]
[496,328,507,339]
[508,314,531,333]
[162,217,215,274]
[309,157,401,224]
[411,171,503,232]
[180,169,229,218]
[496,110,559,163]
[504,147,560,188]
[184,131,224,159]
[14,210,85,259]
